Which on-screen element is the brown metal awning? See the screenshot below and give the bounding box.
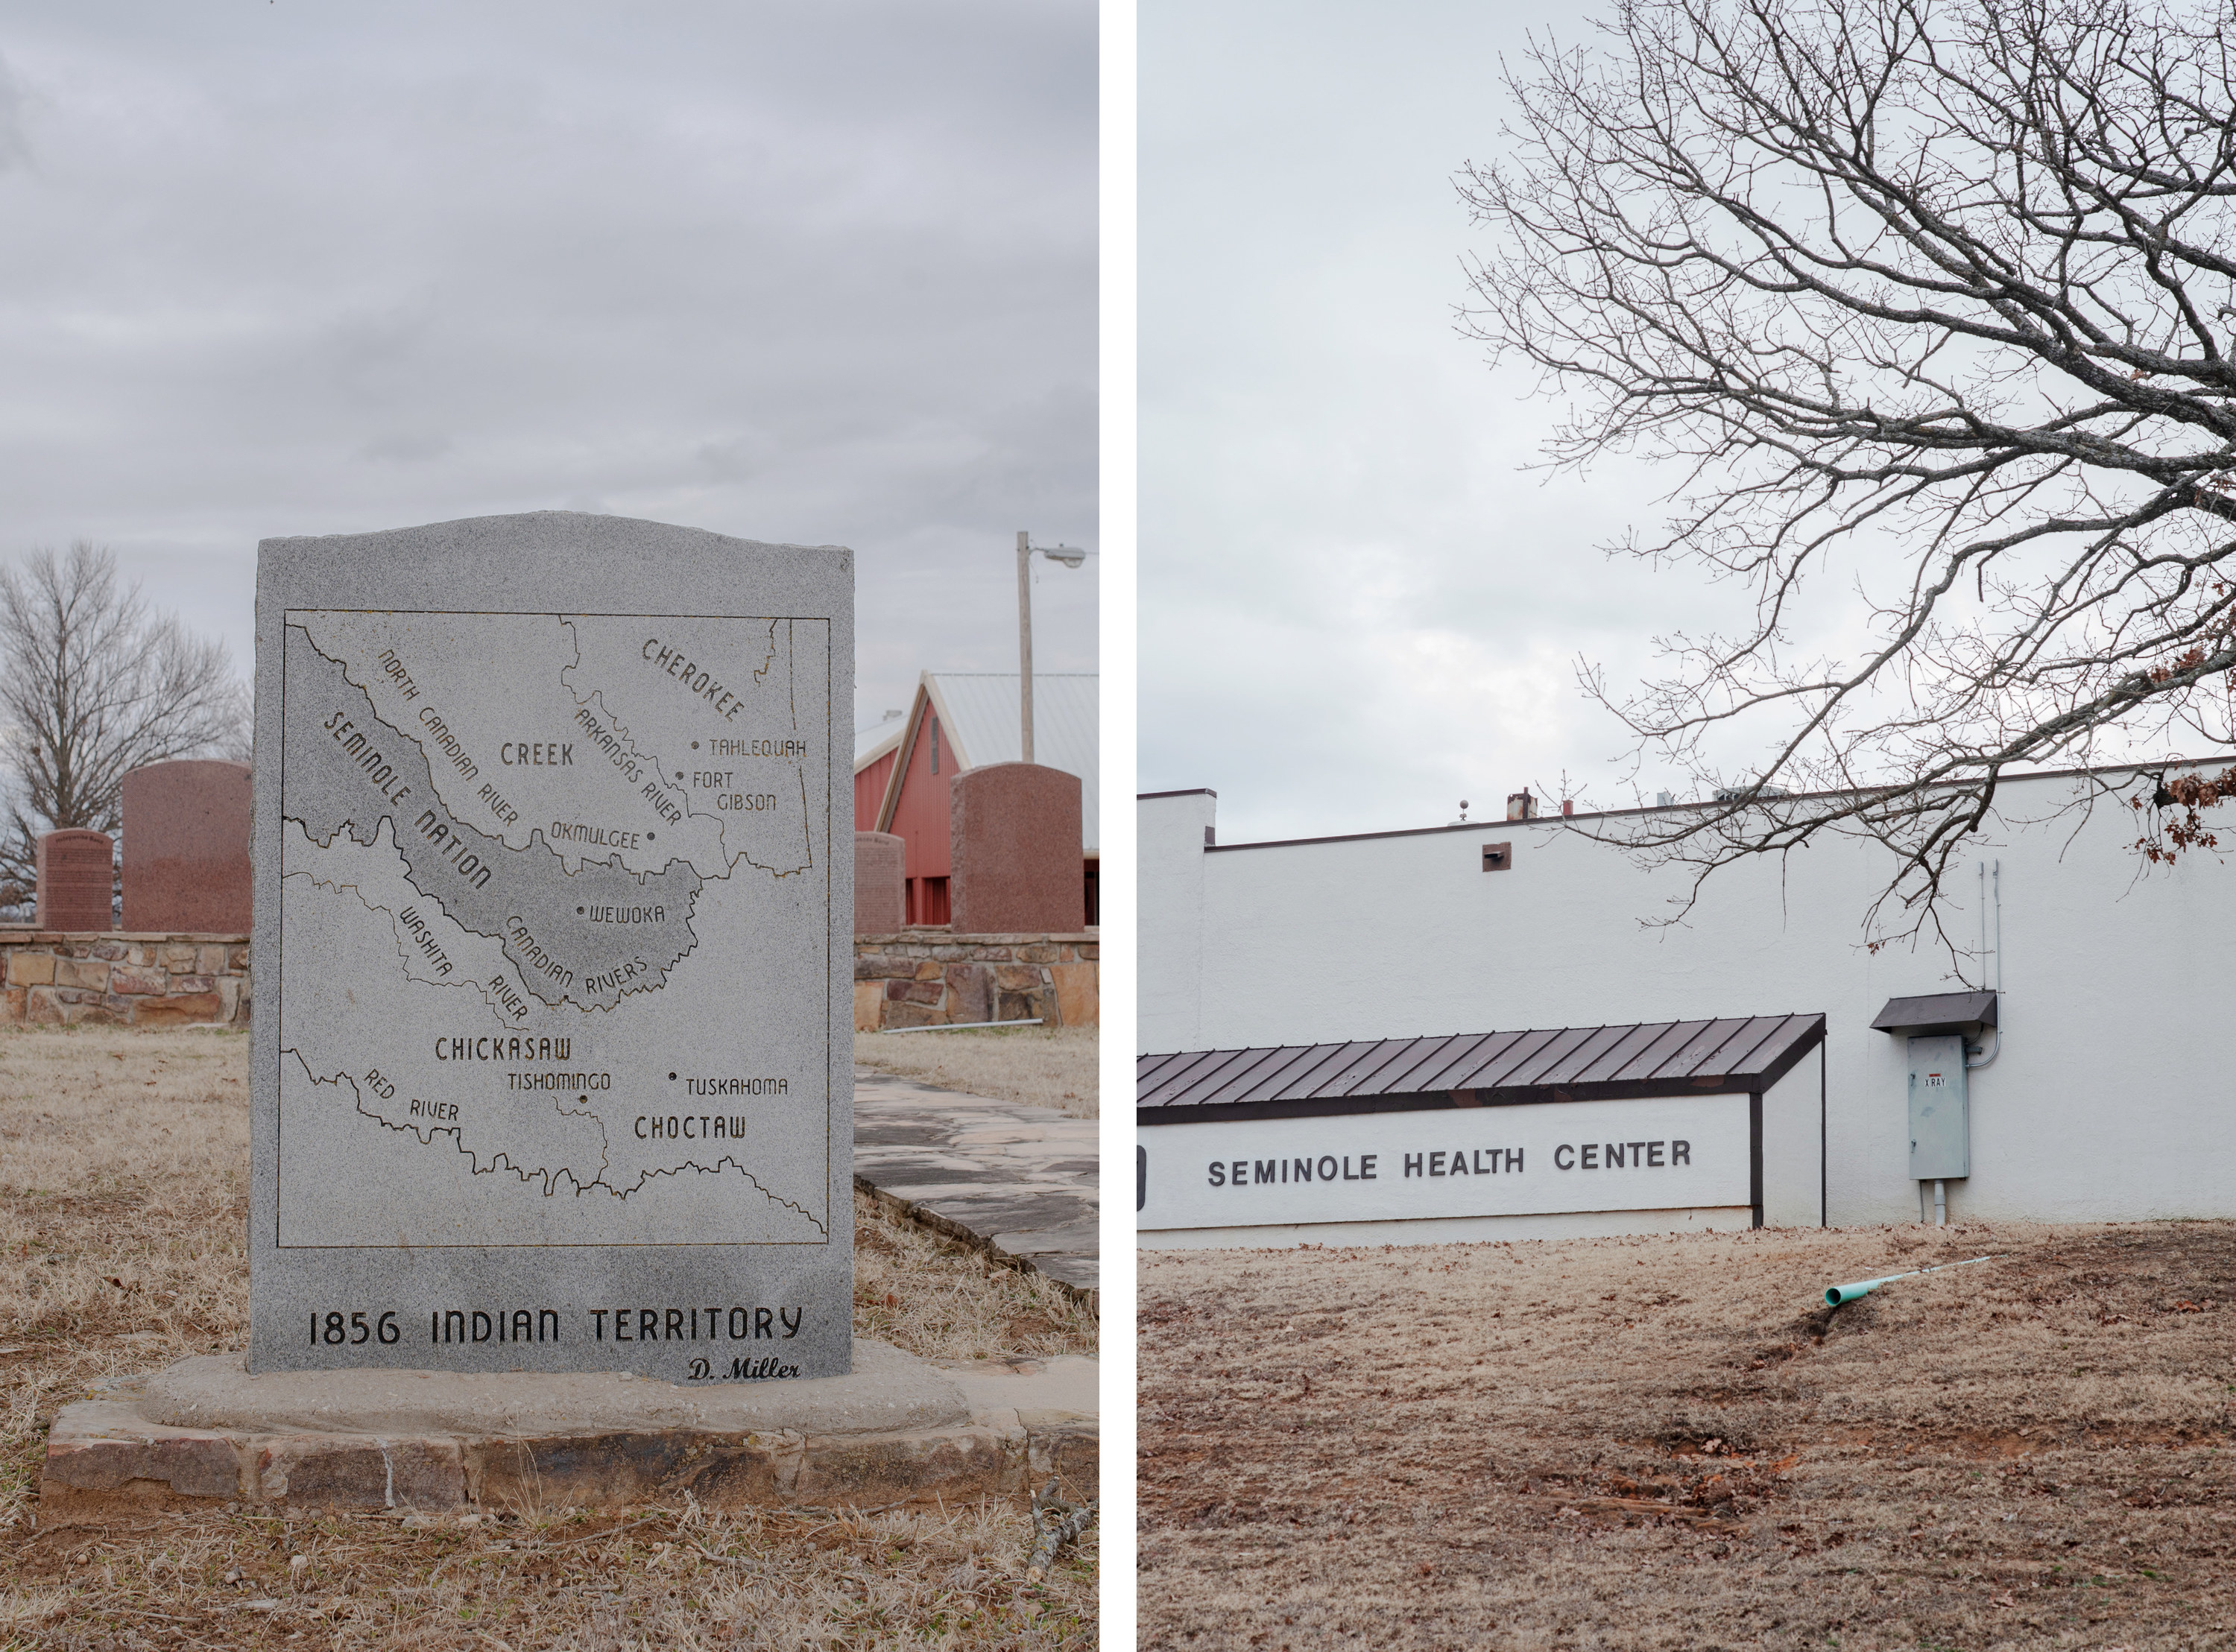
[1137,1013,1827,1124]
[1870,992,1997,1037]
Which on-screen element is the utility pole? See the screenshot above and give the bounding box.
[1014,533,1087,767]
[1017,530,1036,765]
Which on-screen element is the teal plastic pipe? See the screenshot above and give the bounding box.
[1824,1253,1995,1307]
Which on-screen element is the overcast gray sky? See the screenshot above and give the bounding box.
[0,1,1096,733]
[1140,0,1760,844]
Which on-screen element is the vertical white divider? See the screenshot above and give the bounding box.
[1097,0,1140,1640]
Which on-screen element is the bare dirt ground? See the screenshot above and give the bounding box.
[1,1025,1098,1648]
[1138,1222,2236,1651]
[855,1025,1098,1118]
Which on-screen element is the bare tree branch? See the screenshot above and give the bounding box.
[1459,0,2236,959]
[0,542,248,910]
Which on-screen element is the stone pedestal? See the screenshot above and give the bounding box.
[36,829,113,931]
[122,759,252,931]
[854,831,905,933]
[39,1340,1096,1522]
[948,763,1083,934]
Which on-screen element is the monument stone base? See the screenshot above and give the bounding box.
[40,1339,1095,1525]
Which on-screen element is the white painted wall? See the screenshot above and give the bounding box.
[1137,789,1215,1053]
[1760,1058,1823,1230]
[1138,1205,1759,1250]
[1137,777,2236,1227]
[1140,1092,1752,1229]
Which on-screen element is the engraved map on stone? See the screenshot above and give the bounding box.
[276,611,832,1247]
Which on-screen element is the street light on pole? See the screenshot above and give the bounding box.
[1016,531,1088,765]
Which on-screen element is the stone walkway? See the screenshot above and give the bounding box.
[853,1069,1099,1303]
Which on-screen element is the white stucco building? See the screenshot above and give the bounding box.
[1137,770,2236,1244]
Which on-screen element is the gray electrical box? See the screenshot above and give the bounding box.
[1906,1033,1969,1179]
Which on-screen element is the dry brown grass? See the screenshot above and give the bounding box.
[1,1025,1097,1648]
[853,1189,1096,1363]
[7,1498,1092,1649]
[1139,1221,2236,1651]
[855,1026,1098,1118]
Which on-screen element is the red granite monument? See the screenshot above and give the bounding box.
[947,762,1083,934]
[854,831,905,933]
[121,759,253,932]
[36,830,115,931]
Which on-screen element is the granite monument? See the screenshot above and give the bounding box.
[37,829,114,931]
[948,762,1083,933]
[122,759,253,932]
[853,831,905,933]
[251,513,853,1376]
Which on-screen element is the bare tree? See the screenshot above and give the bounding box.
[1459,0,2236,956]
[0,543,247,908]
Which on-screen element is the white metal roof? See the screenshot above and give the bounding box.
[854,709,908,768]
[862,671,1098,855]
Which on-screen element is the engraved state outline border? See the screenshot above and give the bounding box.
[273,607,834,1251]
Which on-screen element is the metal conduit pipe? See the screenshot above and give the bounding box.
[1966,859,2002,1070]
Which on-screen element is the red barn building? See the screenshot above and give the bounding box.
[854,671,1099,928]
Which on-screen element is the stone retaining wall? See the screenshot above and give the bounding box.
[853,931,1096,1031]
[4,928,1093,1034]
[0,931,250,1027]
